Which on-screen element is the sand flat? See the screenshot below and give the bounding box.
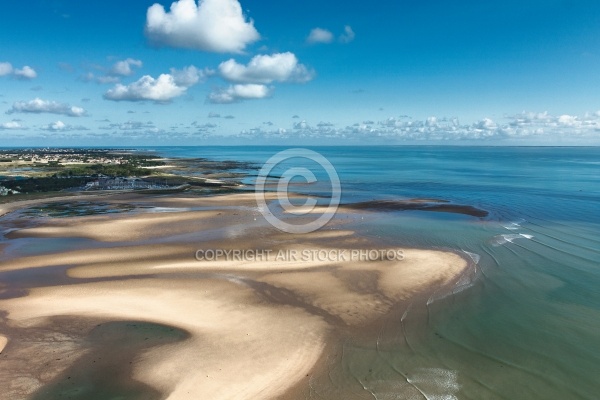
[0,192,470,400]
[0,335,7,354]
[10,209,227,242]
[1,279,328,400]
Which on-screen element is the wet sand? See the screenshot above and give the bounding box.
[0,334,6,354]
[0,192,469,400]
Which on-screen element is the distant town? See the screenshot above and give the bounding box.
[0,148,250,197]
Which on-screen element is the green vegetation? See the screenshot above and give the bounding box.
[55,163,151,178]
[1,177,93,193]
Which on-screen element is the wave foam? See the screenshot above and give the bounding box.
[462,250,481,265]
[491,233,534,246]
[361,368,460,400]
[407,368,461,400]
[502,218,526,230]
[427,251,479,305]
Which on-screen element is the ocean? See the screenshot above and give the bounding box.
[151,146,600,399]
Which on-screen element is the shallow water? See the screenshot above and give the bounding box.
[152,146,600,399]
[30,320,188,400]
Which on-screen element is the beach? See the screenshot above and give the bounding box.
[0,191,470,400]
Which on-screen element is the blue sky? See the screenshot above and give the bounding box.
[1,0,600,145]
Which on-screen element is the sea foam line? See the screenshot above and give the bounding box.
[426,250,480,305]
[490,233,534,247]
[502,218,526,230]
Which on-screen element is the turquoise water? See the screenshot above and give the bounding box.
[151,146,599,399]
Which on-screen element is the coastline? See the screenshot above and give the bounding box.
[0,191,470,399]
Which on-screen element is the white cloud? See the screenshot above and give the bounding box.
[219,52,314,84]
[7,98,87,117]
[81,59,143,84]
[208,84,270,103]
[306,26,355,45]
[110,58,143,76]
[42,120,89,132]
[14,66,37,80]
[0,63,37,79]
[170,65,211,86]
[47,120,66,131]
[557,114,578,126]
[105,75,185,102]
[104,66,204,103]
[306,28,334,44]
[0,62,14,76]
[293,120,308,129]
[0,120,22,130]
[339,25,355,43]
[474,118,498,131]
[231,111,600,143]
[145,0,260,53]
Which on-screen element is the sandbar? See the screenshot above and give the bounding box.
[0,192,470,399]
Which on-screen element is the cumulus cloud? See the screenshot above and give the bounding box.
[170,65,211,86]
[0,63,37,79]
[208,84,271,103]
[14,66,38,80]
[339,25,355,43]
[44,120,66,131]
[82,58,144,84]
[218,52,314,84]
[0,120,23,130]
[293,120,308,129]
[42,120,89,132]
[0,62,13,76]
[145,0,260,53]
[105,75,186,102]
[104,66,205,103]
[208,112,221,118]
[505,111,600,136]
[230,111,600,143]
[306,28,334,44]
[7,98,87,117]
[110,58,143,76]
[306,26,355,45]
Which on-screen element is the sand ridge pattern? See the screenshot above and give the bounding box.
[0,193,468,400]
